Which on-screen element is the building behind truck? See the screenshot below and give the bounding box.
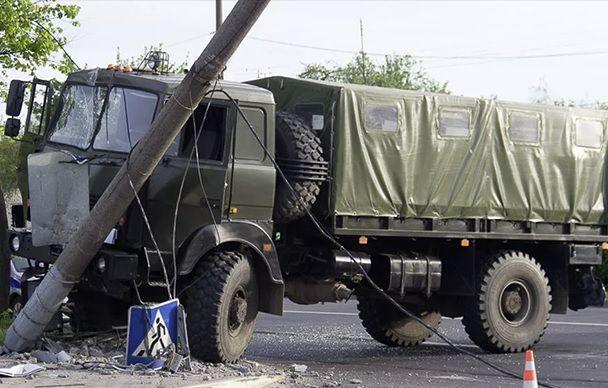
[3,58,606,362]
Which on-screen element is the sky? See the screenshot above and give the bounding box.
[8,1,608,104]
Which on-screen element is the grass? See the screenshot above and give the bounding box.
[0,310,13,344]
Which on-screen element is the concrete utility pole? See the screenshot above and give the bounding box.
[3,0,270,352]
[216,0,223,32]
[216,0,224,79]
[359,18,367,84]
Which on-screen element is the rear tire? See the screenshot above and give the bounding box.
[183,250,258,363]
[462,251,551,353]
[357,295,441,347]
[273,111,324,223]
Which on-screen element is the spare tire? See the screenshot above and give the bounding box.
[274,111,325,223]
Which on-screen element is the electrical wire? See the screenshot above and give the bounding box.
[125,166,172,300]
[247,35,608,62]
[118,76,558,385]
[188,85,221,237]
[171,83,222,297]
[120,90,172,299]
[34,21,81,71]
[216,88,560,388]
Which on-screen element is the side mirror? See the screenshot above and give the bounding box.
[4,118,21,137]
[6,80,27,117]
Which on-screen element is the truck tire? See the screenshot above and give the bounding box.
[183,250,258,363]
[463,251,551,353]
[357,295,441,347]
[274,111,324,223]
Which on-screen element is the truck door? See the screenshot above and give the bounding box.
[15,79,52,219]
[226,104,275,221]
[146,101,234,251]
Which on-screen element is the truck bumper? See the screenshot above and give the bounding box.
[8,230,57,263]
[8,230,138,283]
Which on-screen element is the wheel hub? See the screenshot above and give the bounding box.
[228,289,248,332]
[499,280,531,326]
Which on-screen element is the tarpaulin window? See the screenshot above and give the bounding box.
[575,119,604,149]
[365,104,399,132]
[295,103,325,130]
[508,112,541,144]
[438,108,471,138]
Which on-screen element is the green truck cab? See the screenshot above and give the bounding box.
[4,63,606,362]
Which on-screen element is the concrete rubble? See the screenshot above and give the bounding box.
[0,331,284,386]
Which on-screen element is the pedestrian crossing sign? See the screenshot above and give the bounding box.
[126,298,179,366]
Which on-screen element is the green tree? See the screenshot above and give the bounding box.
[529,78,607,109]
[299,52,449,93]
[0,0,80,312]
[0,0,80,193]
[0,139,19,194]
[0,0,80,91]
[115,44,189,74]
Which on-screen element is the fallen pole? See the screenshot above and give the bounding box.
[3,0,270,352]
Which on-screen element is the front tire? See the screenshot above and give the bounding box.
[183,250,258,363]
[358,295,441,347]
[463,251,551,353]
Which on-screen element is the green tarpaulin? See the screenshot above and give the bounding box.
[250,76,608,225]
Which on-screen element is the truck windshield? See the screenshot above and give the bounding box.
[93,87,158,153]
[48,84,107,149]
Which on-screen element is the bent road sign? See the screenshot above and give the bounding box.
[126,299,179,365]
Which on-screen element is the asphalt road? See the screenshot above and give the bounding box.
[247,300,608,387]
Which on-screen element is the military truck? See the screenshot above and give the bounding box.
[4,60,606,362]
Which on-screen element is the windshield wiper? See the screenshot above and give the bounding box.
[55,149,106,165]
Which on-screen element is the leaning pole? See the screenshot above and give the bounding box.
[4,0,271,352]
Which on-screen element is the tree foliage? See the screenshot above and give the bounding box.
[0,0,80,90]
[0,0,80,194]
[0,139,18,194]
[114,44,189,74]
[529,77,608,110]
[299,52,449,93]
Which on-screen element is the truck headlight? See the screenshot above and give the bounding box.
[10,235,20,252]
[96,256,106,273]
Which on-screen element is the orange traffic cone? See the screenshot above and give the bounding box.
[523,350,538,388]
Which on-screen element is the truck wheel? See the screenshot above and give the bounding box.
[463,251,551,353]
[357,295,441,347]
[184,250,258,363]
[274,111,324,223]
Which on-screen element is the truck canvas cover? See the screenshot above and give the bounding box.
[250,76,608,225]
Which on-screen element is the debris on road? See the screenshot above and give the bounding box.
[32,350,71,363]
[0,363,45,377]
[0,330,283,386]
[290,363,308,373]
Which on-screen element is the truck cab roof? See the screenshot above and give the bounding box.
[65,68,275,105]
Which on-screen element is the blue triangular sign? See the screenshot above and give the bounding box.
[126,299,179,366]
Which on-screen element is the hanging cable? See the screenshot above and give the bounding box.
[120,88,172,299]
[214,89,560,388]
[34,21,81,71]
[171,83,222,297]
